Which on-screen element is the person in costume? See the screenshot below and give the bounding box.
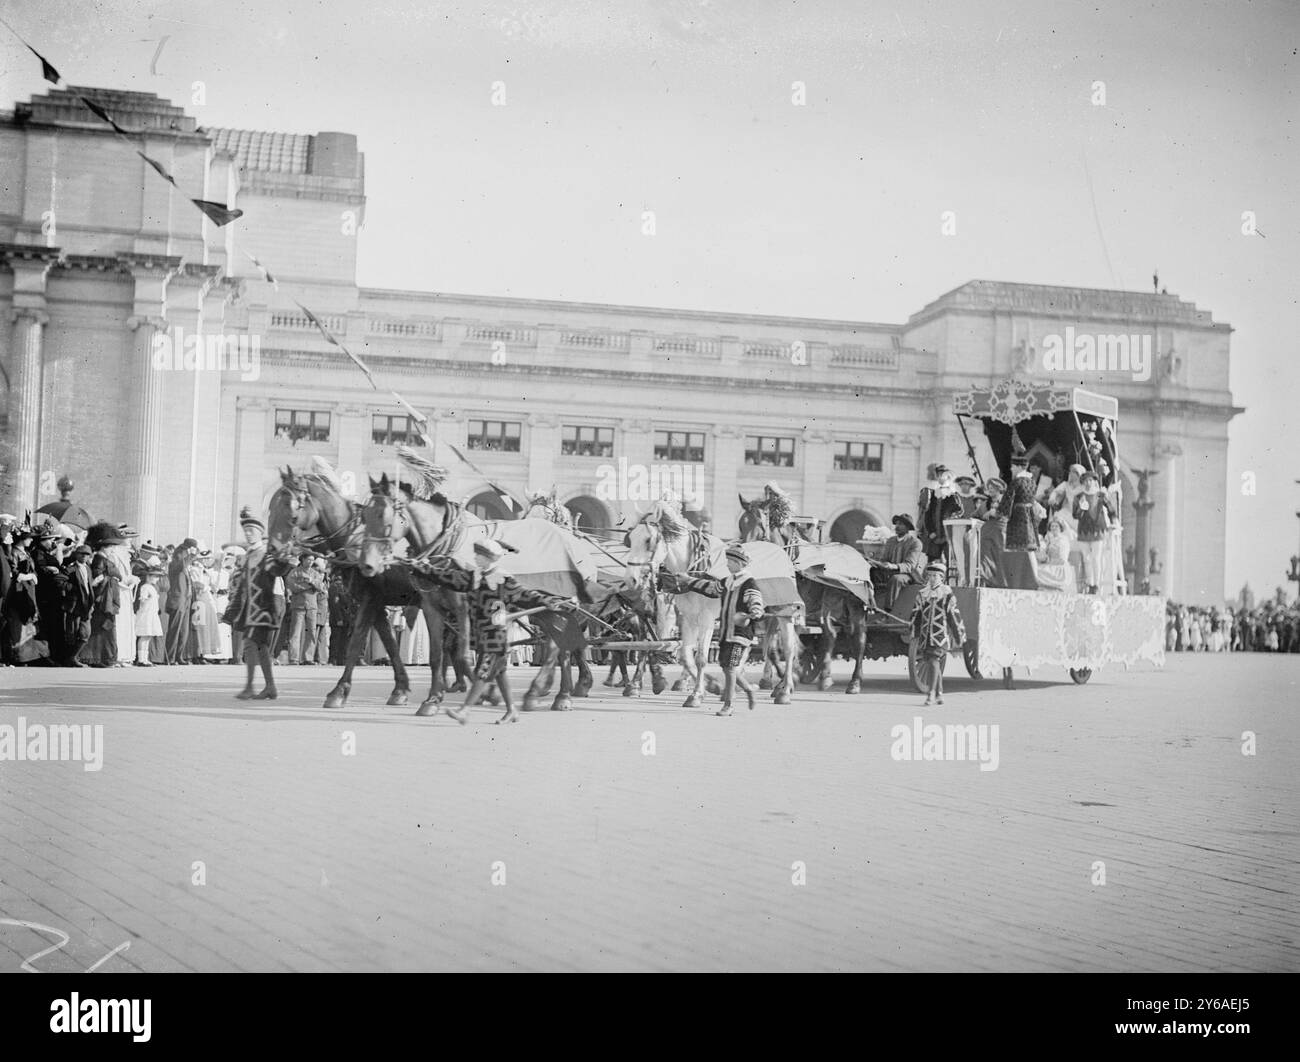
[995,456,1042,591]
[954,475,980,519]
[922,469,963,568]
[908,561,967,706]
[414,538,577,724]
[1073,471,1116,594]
[223,508,290,699]
[1034,518,1076,592]
[761,481,793,531]
[659,542,765,716]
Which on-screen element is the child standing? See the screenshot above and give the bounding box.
[909,561,967,706]
[415,538,577,724]
[134,563,164,665]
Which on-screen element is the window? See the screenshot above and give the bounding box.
[654,430,705,463]
[371,415,425,447]
[745,435,795,468]
[274,408,331,444]
[834,441,883,472]
[561,425,614,458]
[467,419,522,452]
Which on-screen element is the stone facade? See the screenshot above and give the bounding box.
[0,88,1240,601]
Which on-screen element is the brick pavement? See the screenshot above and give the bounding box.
[0,654,1296,971]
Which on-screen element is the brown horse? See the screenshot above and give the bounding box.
[738,494,869,695]
[266,466,471,711]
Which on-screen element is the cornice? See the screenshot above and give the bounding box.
[0,243,62,269]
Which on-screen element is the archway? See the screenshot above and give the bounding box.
[564,495,609,532]
[467,490,516,521]
[828,508,881,546]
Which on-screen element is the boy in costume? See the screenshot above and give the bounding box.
[909,561,967,706]
[659,542,765,716]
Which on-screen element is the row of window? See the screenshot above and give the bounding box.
[272,409,884,471]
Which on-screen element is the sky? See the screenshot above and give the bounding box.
[2,0,1297,601]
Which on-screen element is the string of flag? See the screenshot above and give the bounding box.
[1,18,526,512]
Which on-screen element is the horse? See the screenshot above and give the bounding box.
[624,503,724,709]
[738,494,868,695]
[266,466,472,711]
[360,477,597,713]
[515,492,597,710]
[735,495,802,704]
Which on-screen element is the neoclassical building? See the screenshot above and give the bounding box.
[0,87,1240,601]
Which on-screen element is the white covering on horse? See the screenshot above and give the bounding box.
[793,542,876,606]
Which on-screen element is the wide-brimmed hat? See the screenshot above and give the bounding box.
[117,523,140,538]
[955,475,976,487]
[73,543,93,558]
[85,521,125,548]
[984,477,1007,493]
[179,537,199,551]
[221,542,248,555]
[890,513,915,532]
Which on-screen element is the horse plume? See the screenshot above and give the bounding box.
[311,455,345,496]
[397,444,449,501]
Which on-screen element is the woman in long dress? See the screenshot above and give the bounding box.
[400,606,430,665]
[192,555,222,658]
[214,553,235,662]
[105,542,138,667]
[1034,519,1076,592]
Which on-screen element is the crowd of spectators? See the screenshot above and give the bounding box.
[1165,600,1300,653]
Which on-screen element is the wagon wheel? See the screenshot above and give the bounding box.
[1069,667,1092,685]
[963,641,983,680]
[907,640,941,695]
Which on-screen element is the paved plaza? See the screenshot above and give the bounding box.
[0,654,1295,972]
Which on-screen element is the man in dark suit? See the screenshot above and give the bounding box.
[869,514,926,606]
[63,543,94,666]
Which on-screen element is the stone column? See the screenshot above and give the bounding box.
[710,424,745,535]
[335,403,369,495]
[233,396,270,528]
[123,315,168,535]
[800,429,833,517]
[1156,442,1182,600]
[118,253,180,537]
[527,413,560,494]
[7,308,49,513]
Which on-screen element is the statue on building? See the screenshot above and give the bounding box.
[1160,344,1182,383]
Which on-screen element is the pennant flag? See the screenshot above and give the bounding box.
[390,390,429,425]
[77,95,132,137]
[136,150,178,188]
[295,300,379,390]
[241,248,279,288]
[28,44,60,84]
[192,198,243,227]
[445,441,524,514]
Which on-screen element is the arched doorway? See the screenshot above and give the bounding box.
[828,508,881,546]
[467,490,516,521]
[565,495,609,533]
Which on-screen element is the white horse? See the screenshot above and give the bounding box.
[625,504,724,709]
